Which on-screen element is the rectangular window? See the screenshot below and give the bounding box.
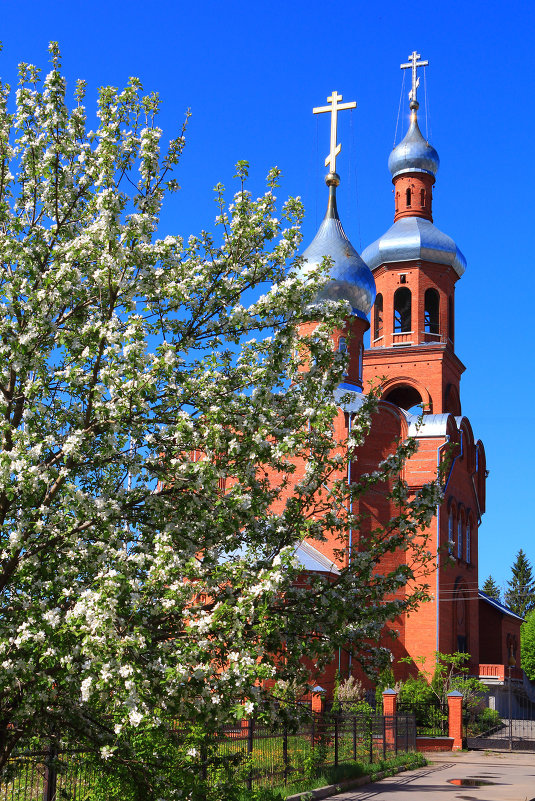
[448,512,454,555]
[457,519,463,560]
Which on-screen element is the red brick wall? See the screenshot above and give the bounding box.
[393,172,435,222]
[479,599,522,667]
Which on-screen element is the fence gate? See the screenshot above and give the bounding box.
[467,690,535,751]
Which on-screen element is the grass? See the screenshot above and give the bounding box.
[237,751,427,800]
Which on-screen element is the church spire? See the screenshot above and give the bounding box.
[300,91,374,324]
[388,52,439,222]
[297,91,374,390]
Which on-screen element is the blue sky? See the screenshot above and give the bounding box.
[2,0,533,594]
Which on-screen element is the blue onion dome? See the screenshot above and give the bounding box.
[361,216,466,278]
[299,173,376,320]
[388,111,440,179]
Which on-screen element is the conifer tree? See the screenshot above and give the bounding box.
[504,549,535,618]
[482,575,501,601]
[521,609,535,681]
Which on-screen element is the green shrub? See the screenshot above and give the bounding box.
[468,707,502,736]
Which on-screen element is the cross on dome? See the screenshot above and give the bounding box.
[313,91,356,175]
[400,51,428,107]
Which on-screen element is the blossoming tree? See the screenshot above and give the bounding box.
[0,45,440,795]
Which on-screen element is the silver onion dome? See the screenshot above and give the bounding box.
[299,174,376,320]
[388,111,439,179]
[361,216,466,277]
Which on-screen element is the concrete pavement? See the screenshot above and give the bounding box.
[330,750,535,801]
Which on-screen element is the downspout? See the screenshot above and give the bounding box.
[435,438,448,653]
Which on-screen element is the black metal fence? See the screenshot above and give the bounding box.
[467,689,535,752]
[186,711,416,789]
[0,746,95,801]
[397,699,446,737]
[0,711,416,798]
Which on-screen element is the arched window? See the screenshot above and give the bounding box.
[448,296,454,343]
[424,288,440,334]
[358,344,363,380]
[420,188,425,207]
[406,187,412,207]
[374,293,383,339]
[394,287,411,333]
[457,516,463,560]
[338,337,347,353]
[466,520,471,564]
[395,192,400,212]
[448,508,454,554]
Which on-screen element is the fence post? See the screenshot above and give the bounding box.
[42,743,57,801]
[353,715,357,761]
[283,725,288,784]
[382,688,397,717]
[200,738,208,783]
[311,687,325,716]
[447,691,463,751]
[369,714,373,764]
[382,689,397,754]
[334,715,339,767]
[247,718,254,790]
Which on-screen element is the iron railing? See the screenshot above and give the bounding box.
[0,711,417,798]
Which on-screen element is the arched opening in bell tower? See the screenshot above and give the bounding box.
[448,296,454,343]
[424,288,440,335]
[383,383,423,412]
[374,293,383,339]
[394,287,411,333]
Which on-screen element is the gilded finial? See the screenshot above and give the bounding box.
[400,51,428,111]
[313,91,356,177]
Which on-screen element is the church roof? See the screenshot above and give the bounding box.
[403,412,452,437]
[294,540,341,575]
[388,112,439,179]
[299,181,375,320]
[361,216,466,277]
[479,590,524,622]
[333,382,367,413]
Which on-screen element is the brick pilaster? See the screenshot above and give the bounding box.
[447,691,463,750]
[382,688,397,716]
[382,689,398,750]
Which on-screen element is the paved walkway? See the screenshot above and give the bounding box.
[331,751,535,801]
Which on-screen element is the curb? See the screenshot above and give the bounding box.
[285,763,419,801]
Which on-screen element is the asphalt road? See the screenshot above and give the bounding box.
[331,751,535,801]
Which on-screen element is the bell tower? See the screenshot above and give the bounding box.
[362,53,466,415]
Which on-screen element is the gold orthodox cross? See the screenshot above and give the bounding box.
[313,91,356,174]
[400,51,428,104]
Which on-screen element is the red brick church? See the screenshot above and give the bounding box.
[293,54,522,698]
